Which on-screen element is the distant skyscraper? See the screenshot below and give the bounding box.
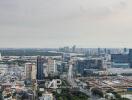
[98,48,101,56]
[0,53,2,61]
[104,48,107,54]
[72,45,76,52]
[36,56,44,80]
[76,58,103,75]
[111,54,129,63]
[129,49,132,68]
[124,48,127,53]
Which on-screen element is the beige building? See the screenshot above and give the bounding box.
[25,63,36,80]
[47,58,57,75]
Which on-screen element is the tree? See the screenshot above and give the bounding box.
[58,97,63,100]
[120,98,130,100]
[91,88,104,97]
[0,91,3,100]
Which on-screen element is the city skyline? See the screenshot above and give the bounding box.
[0,0,132,48]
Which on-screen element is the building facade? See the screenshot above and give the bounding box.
[129,49,132,68]
[25,63,36,80]
[36,56,44,80]
[76,58,103,75]
[111,54,129,63]
[47,58,57,75]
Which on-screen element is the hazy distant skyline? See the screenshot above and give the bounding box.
[0,0,132,48]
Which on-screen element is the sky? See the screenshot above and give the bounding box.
[0,0,132,48]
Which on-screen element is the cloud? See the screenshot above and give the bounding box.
[0,0,129,27]
[79,0,127,18]
[0,0,131,48]
[0,0,128,22]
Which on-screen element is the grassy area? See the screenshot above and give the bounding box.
[53,89,89,100]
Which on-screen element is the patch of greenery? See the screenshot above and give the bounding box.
[53,89,89,100]
[0,49,62,56]
[91,88,104,97]
[106,89,130,100]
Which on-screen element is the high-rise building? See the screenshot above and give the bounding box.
[76,58,103,75]
[124,48,127,53]
[31,63,36,80]
[72,45,76,52]
[111,54,129,63]
[25,63,32,80]
[47,58,57,75]
[25,63,36,80]
[0,53,2,61]
[36,56,44,80]
[62,53,71,62]
[129,49,132,68]
[98,48,101,56]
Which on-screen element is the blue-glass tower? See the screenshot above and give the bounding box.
[129,49,132,68]
[36,56,44,80]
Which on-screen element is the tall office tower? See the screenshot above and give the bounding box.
[98,48,100,55]
[124,48,127,53]
[104,48,107,54]
[72,45,76,52]
[25,63,36,80]
[129,49,132,68]
[31,63,36,80]
[111,54,129,63]
[36,56,44,80]
[47,58,57,75]
[0,53,2,61]
[76,58,103,75]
